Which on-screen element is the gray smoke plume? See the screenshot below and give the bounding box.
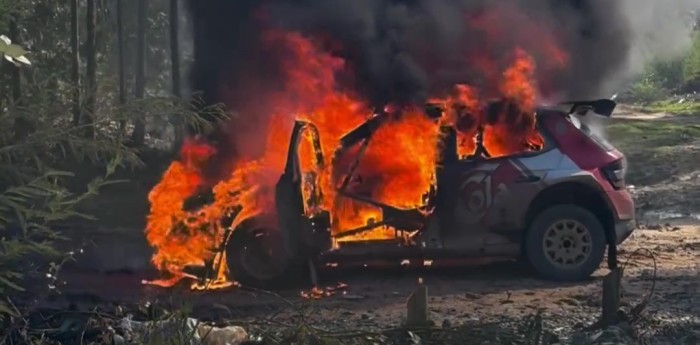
[614,0,700,91]
[185,0,699,178]
[188,0,697,107]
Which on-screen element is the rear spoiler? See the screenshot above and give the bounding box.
[557,99,617,117]
[429,98,617,119]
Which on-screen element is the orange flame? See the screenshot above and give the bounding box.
[144,26,564,288]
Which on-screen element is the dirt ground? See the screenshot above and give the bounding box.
[53,107,699,339]
[55,223,698,332]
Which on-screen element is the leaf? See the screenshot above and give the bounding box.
[43,170,74,178]
[0,300,18,317]
[0,35,9,46]
[0,275,25,292]
[3,43,27,58]
[13,55,30,66]
[407,331,422,345]
[99,179,128,186]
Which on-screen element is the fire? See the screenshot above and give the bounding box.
[144,18,567,288]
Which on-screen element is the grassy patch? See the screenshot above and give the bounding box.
[608,120,700,148]
[636,99,700,115]
[607,119,700,185]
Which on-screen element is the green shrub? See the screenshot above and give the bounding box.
[627,75,668,104]
[649,59,685,91]
[683,33,700,91]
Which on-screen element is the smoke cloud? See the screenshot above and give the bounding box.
[616,0,700,88]
[187,0,697,106]
[185,0,698,176]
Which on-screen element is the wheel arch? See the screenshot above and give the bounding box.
[523,180,616,246]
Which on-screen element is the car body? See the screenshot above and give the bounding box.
[225,99,635,287]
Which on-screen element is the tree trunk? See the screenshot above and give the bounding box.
[9,19,29,141]
[117,0,127,134]
[130,0,148,146]
[9,21,20,102]
[85,0,97,137]
[170,0,181,99]
[170,0,184,149]
[70,0,81,127]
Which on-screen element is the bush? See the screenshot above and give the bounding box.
[649,59,685,91]
[683,33,700,91]
[626,75,668,104]
[625,57,685,104]
[0,62,223,345]
[626,31,700,102]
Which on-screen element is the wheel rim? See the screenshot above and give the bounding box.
[239,228,287,281]
[542,219,593,269]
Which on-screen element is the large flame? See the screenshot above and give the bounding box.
[144,15,567,288]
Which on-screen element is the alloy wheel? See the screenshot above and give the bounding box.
[542,219,593,268]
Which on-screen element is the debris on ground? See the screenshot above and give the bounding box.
[118,315,248,345]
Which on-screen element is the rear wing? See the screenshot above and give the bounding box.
[557,99,617,117]
[428,98,617,119]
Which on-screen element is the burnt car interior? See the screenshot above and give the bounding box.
[275,99,618,247]
[270,100,523,260]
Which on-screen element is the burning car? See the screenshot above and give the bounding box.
[174,98,633,289]
[142,30,635,290]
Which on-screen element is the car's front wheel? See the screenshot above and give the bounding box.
[525,205,607,282]
[226,219,304,289]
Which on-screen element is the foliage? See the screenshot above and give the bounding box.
[0,89,223,329]
[683,33,700,89]
[0,51,126,329]
[637,99,700,115]
[0,2,224,334]
[0,35,30,65]
[626,75,667,105]
[642,59,685,93]
[625,30,700,104]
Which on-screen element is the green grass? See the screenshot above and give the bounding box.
[607,119,700,185]
[608,120,700,148]
[637,99,700,115]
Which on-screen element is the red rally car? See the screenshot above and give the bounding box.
[220,99,635,288]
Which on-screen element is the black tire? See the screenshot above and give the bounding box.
[226,219,305,289]
[525,204,607,282]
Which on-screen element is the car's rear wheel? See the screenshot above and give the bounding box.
[226,219,304,289]
[525,205,606,282]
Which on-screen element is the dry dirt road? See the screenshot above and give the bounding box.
[53,107,699,337]
[56,223,698,332]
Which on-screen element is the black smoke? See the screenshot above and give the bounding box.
[187,0,634,110]
[187,0,699,183]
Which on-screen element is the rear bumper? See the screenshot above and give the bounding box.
[614,219,636,244]
[602,187,635,244]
